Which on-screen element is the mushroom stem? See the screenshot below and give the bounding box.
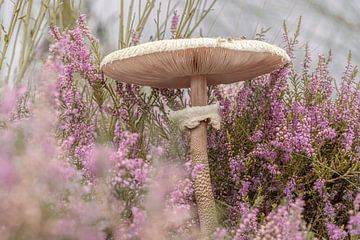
[190,75,218,236]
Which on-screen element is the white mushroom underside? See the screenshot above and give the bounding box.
[101,38,290,68]
[100,38,291,88]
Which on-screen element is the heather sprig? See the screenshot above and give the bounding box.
[48,15,100,170]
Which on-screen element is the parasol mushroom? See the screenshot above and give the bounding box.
[101,38,290,236]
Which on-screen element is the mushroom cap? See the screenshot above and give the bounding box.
[101,38,290,89]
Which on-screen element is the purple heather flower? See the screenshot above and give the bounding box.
[131,30,140,45]
[110,127,148,191]
[266,163,281,175]
[229,154,245,184]
[301,43,311,79]
[170,11,179,38]
[129,207,146,238]
[354,194,360,211]
[191,163,206,180]
[276,102,314,157]
[309,55,333,99]
[254,199,307,240]
[251,143,277,161]
[234,208,258,240]
[184,160,192,174]
[324,201,336,220]
[77,14,98,44]
[239,180,251,198]
[326,222,347,240]
[249,130,263,143]
[346,194,360,236]
[284,178,296,203]
[168,178,194,208]
[334,58,360,153]
[314,179,326,196]
[235,87,249,117]
[213,228,227,240]
[348,212,360,237]
[355,146,360,160]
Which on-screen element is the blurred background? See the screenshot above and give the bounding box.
[1,0,359,85]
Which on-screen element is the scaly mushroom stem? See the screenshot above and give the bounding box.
[190,75,218,236]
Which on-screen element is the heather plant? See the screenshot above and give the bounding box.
[0,1,214,239]
[208,19,360,239]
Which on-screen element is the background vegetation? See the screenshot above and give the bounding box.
[0,1,359,239]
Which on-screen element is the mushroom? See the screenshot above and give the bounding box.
[101,38,290,236]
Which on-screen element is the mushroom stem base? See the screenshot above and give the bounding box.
[190,75,218,237]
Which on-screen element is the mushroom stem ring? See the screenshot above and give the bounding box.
[168,103,221,130]
[101,37,290,237]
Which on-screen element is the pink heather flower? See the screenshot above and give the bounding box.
[347,193,360,236]
[266,163,281,175]
[49,23,61,40]
[214,85,237,124]
[301,43,311,79]
[229,154,245,184]
[249,130,263,143]
[234,208,258,240]
[334,57,360,153]
[235,87,249,117]
[77,15,98,44]
[164,161,195,212]
[342,190,354,202]
[191,163,206,180]
[326,222,347,240]
[348,212,360,237]
[184,160,192,174]
[115,82,144,119]
[309,104,336,144]
[110,124,148,193]
[354,194,360,211]
[254,199,307,240]
[213,228,227,240]
[251,143,277,161]
[284,178,296,202]
[170,11,179,38]
[273,102,314,157]
[168,177,194,208]
[324,201,336,220]
[131,30,140,45]
[314,179,326,196]
[239,180,251,198]
[342,129,354,152]
[129,207,146,238]
[355,146,360,160]
[309,54,333,99]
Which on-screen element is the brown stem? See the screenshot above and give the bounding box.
[190,75,218,236]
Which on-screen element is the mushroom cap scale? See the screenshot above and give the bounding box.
[101,38,290,89]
